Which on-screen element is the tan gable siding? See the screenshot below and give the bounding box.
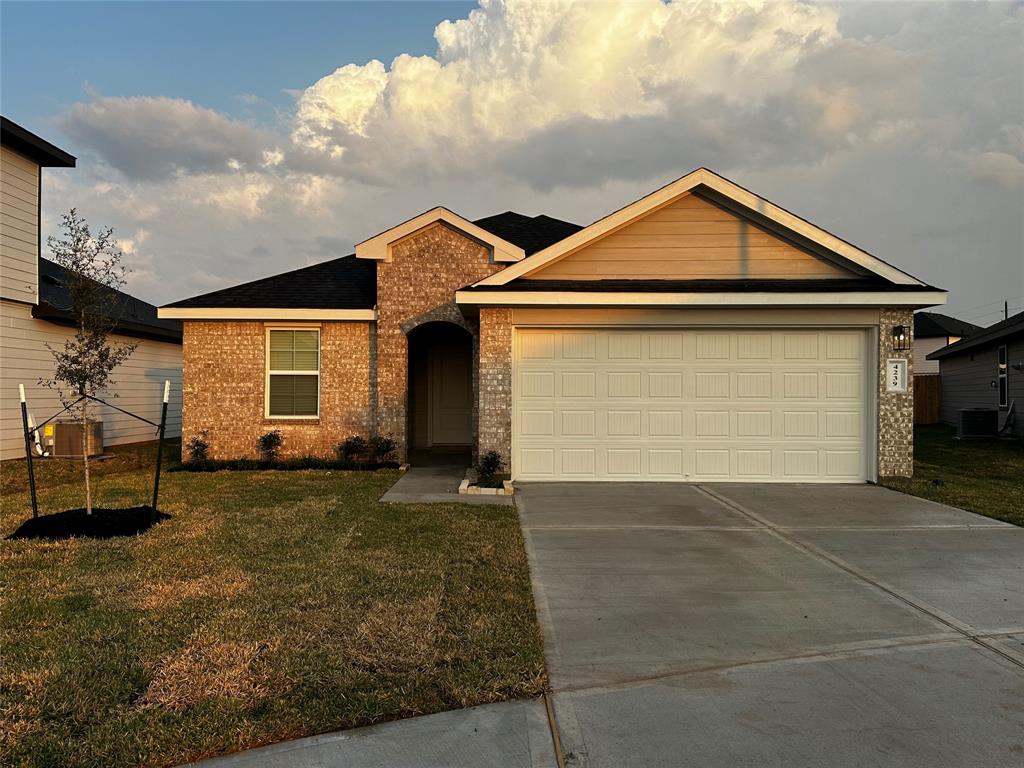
[1,146,40,304]
[0,298,183,460]
[524,193,850,280]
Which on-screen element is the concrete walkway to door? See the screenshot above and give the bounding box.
[517,482,1024,768]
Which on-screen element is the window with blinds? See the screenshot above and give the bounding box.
[267,329,319,417]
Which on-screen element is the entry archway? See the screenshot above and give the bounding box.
[407,322,473,452]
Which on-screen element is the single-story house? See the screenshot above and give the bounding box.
[160,168,947,483]
[0,116,183,461]
[911,311,982,425]
[928,311,1023,438]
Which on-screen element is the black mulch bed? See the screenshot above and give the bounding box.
[7,506,170,541]
[170,458,400,473]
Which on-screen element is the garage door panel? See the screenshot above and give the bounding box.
[514,328,868,482]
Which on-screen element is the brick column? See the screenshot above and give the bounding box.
[478,307,513,464]
[878,308,914,477]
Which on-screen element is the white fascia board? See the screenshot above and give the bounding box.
[354,207,525,263]
[157,307,376,321]
[474,168,925,287]
[455,290,948,308]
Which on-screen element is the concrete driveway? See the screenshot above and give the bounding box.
[517,483,1024,768]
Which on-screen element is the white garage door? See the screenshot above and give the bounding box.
[513,328,870,482]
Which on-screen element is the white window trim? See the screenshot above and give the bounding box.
[998,345,1008,408]
[265,326,321,419]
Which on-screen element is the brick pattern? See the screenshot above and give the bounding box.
[182,321,371,459]
[374,223,504,460]
[478,308,513,461]
[877,308,915,477]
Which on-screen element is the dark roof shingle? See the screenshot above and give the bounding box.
[460,277,939,293]
[927,312,1024,360]
[164,255,376,310]
[473,212,582,255]
[35,258,182,342]
[913,311,982,339]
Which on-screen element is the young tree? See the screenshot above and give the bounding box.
[41,209,136,514]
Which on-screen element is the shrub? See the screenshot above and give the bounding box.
[368,434,396,462]
[256,430,283,462]
[185,431,210,463]
[337,435,368,462]
[475,450,504,487]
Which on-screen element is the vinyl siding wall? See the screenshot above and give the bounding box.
[525,194,850,281]
[938,338,1024,438]
[913,336,953,375]
[0,298,182,460]
[1,146,39,305]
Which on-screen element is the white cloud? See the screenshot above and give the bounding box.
[44,0,1022,319]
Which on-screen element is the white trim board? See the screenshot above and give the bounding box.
[456,290,947,308]
[472,168,932,288]
[158,308,376,321]
[354,207,525,263]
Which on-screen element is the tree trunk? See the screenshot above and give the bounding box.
[81,400,93,515]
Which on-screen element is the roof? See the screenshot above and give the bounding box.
[163,254,376,310]
[1,116,76,167]
[161,211,579,312]
[34,259,182,343]
[927,312,1024,360]
[460,278,937,294]
[470,168,936,290]
[914,311,982,339]
[472,212,582,256]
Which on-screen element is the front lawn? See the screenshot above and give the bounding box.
[0,443,546,767]
[882,425,1024,526]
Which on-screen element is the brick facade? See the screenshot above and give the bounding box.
[182,321,371,459]
[877,307,915,477]
[478,307,513,461]
[374,223,504,461]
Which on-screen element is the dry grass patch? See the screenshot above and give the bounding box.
[0,446,545,767]
[142,638,281,711]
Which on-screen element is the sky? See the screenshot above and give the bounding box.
[2,0,1022,325]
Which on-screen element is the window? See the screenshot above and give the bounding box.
[998,345,1008,408]
[266,329,319,417]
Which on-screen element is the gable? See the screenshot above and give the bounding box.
[522,193,853,281]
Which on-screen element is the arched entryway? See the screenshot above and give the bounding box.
[407,322,473,461]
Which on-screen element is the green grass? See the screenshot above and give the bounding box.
[0,443,546,767]
[881,425,1024,526]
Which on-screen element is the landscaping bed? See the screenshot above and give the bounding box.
[0,442,546,767]
[881,425,1024,527]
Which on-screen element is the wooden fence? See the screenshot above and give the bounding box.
[914,374,941,425]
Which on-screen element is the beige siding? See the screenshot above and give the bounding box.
[0,299,182,460]
[913,335,954,375]
[525,193,851,281]
[0,146,40,305]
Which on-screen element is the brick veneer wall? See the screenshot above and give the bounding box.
[877,308,915,477]
[478,307,513,461]
[374,223,504,460]
[182,321,372,459]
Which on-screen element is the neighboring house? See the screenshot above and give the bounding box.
[0,116,183,461]
[928,312,1024,438]
[913,312,981,375]
[911,311,982,425]
[159,168,947,483]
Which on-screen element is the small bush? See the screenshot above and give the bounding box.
[368,434,396,462]
[337,435,368,462]
[256,430,283,462]
[475,451,504,487]
[185,431,210,463]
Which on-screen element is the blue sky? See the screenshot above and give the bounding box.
[1,1,1021,322]
[3,1,472,135]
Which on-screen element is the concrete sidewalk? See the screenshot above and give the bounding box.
[380,465,513,506]
[183,698,556,768]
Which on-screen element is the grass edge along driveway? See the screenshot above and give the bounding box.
[881,425,1023,527]
[1,445,546,768]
